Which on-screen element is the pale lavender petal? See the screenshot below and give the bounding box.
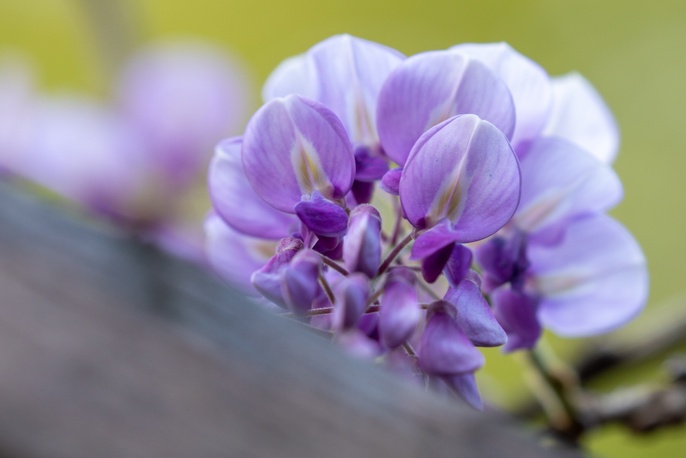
[332,273,371,330]
[491,287,542,352]
[262,53,315,101]
[306,35,405,146]
[514,137,623,235]
[295,191,349,237]
[117,41,250,182]
[451,42,552,151]
[377,50,516,165]
[400,114,520,239]
[418,301,485,375]
[242,95,355,212]
[204,213,274,296]
[444,279,507,347]
[262,35,404,147]
[530,214,648,337]
[443,244,473,287]
[343,204,382,278]
[542,72,619,164]
[209,137,296,239]
[443,372,483,410]
[379,267,420,348]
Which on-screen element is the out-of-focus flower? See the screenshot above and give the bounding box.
[0,41,250,260]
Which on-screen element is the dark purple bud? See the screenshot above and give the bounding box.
[444,278,506,347]
[474,231,529,292]
[379,267,420,348]
[418,301,484,375]
[354,146,389,182]
[343,204,382,278]
[332,274,371,330]
[421,243,454,284]
[295,191,349,237]
[350,180,375,205]
[380,168,402,195]
[443,244,473,288]
[491,287,541,352]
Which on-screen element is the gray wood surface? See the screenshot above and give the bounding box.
[0,181,578,457]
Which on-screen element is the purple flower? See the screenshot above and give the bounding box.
[241,95,355,221]
[377,49,516,166]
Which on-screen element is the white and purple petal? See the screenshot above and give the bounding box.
[529,214,648,337]
[514,137,623,237]
[242,95,355,212]
[451,42,552,152]
[444,279,507,347]
[377,50,516,166]
[209,137,296,239]
[418,301,485,375]
[542,72,619,164]
[400,114,520,239]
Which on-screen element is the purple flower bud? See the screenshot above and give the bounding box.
[442,372,483,411]
[281,249,323,314]
[399,115,520,240]
[443,244,473,288]
[418,301,485,375]
[336,329,382,359]
[251,237,306,308]
[332,273,371,330]
[444,278,506,347]
[343,204,382,278]
[474,230,529,293]
[380,168,402,195]
[490,286,541,352]
[242,95,355,213]
[295,191,349,237]
[379,267,420,349]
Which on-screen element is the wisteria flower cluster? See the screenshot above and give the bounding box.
[206,35,648,409]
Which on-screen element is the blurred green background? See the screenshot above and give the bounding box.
[1,0,684,456]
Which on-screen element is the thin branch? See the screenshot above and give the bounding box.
[377,232,414,277]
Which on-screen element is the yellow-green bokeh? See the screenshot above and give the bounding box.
[2,1,685,456]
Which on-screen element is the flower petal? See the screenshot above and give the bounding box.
[542,72,619,164]
[209,137,296,239]
[295,191,349,237]
[514,137,623,237]
[530,214,648,336]
[281,249,323,314]
[400,114,520,239]
[443,372,483,410]
[491,286,542,352]
[444,279,507,347]
[242,95,355,212]
[451,42,552,151]
[204,213,275,296]
[332,273,371,330]
[343,204,382,278]
[418,301,485,375]
[443,244,473,288]
[377,50,516,165]
[379,267,420,348]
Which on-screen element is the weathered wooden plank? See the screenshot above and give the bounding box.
[0,181,577,458]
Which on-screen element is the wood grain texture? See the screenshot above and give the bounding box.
[0,181,578,458]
